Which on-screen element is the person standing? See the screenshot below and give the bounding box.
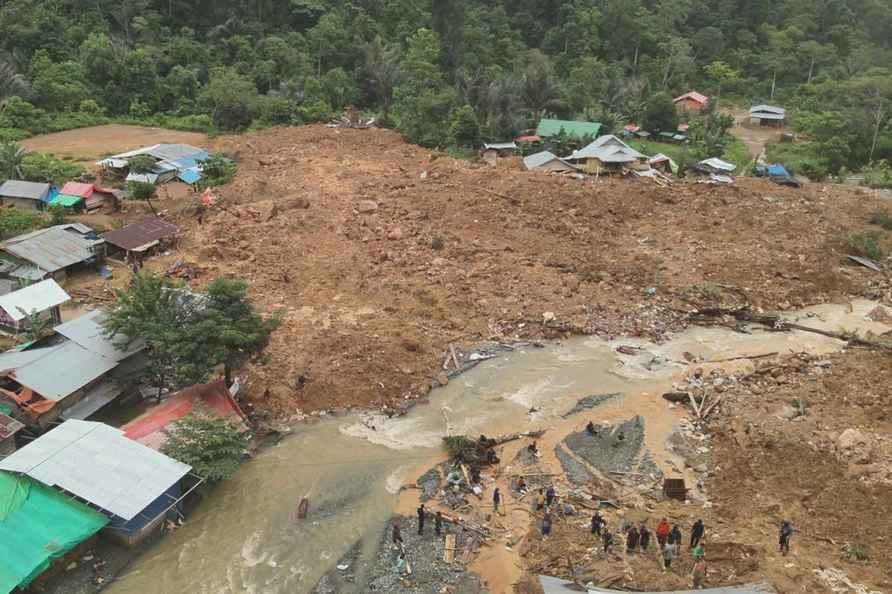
[691,519,705,549]
[602,528,613,556]
[656,518,671,547]
[435,511,443,537]
[692,542,705,562]
[639,522,651,552]
[396,552,408,576]
[692,558,707,589]
[591,512,604,536]
[542,513,552,538]
[535,489,545,511]
[662,542,674,571]
[417,504,426,535]
[670,524,683,552]
[779,521,794,555]
[626,526,640,553]
[493,488,502,515]
[545,485,556,508]
[392,522,403,546]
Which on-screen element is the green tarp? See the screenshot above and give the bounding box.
[0,473,108,594]
[48,194,84,208]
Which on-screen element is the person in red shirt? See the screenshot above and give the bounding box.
[656,518,671,547]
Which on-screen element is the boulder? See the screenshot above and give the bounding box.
[357,200,378,213]
[838,428,866,450]
[542,311,556,323]
[387,227,404,240]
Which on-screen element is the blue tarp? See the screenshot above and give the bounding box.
[178,169,202,184]
[44,187,60,204]
[767,164,789,177]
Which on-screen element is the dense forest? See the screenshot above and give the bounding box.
[0,0,891,178]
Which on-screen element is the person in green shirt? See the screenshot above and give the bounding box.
[692,542,706,561]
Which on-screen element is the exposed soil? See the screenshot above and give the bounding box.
[726,107,788,159]
[21,124,208,165]
[149,124,887,418]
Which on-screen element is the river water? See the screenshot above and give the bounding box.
[104,300,889,594]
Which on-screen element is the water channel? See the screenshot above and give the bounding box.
[104,300,889,594]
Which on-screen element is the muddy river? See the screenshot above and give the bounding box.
[104,300,888,594]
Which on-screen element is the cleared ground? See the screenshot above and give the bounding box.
[21,124,208,165]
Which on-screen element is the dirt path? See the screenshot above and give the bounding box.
[724,107,786,159]
[21,124,208,165]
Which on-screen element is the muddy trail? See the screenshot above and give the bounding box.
[101,300,892,594]
[146,124,891,418]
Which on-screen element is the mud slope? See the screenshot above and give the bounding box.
[167,125,885,415]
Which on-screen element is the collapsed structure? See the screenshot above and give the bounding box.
[97,143,209,185]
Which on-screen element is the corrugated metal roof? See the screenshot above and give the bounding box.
[536,119,602,139]
[125,172,159,184]
[0,279,70,322]
[60,182,94,198]
[60,380,123,420]
[483,142,517,151]
[568,135,645,162]
[147,144,205,162]
[12,341,117,401]
[0,420,191,521]
[673,91,709,105]
[0,180,51,201]
[178,169,202,184]
[0,346,54,373]
[0,413,24,440]
[53,309,144,362]
[524,151,577,171]
[0,225,103,273]
[750,105,785,116]
[539,576,776,594]
[100,218,178,252]
[700,157,737,172]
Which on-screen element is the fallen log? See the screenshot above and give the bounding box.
[492,429,547,445]
[701,393,724,420]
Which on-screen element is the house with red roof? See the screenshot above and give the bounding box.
[673,91,709,113]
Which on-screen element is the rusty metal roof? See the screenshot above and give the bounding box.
[0,225,103,273]
[0,413,24,440]
[100,218,178,251]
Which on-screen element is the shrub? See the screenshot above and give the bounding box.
[197,153,236,188]
[862,160,892,189]
[127,180,157,201]
[160,413,248,483]
[19,153,85,185]
[0,128,30,143]
[0,208,42,239]
[846,230,887,261]
[47,203,67,225]
[869,208,892,230]
[843,543,869,562]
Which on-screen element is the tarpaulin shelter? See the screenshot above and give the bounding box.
[0,472,107,594]
[122,380,247,450]
[48,194,84,208]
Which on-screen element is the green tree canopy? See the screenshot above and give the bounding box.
[161,413,248,483]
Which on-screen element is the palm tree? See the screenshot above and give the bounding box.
[363,37,401,125]
[0,142,27,182]
[0,61,29,110]
[519,50,568,122]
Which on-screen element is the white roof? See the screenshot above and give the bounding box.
[0,420,191,520]
[568,135,645,163]
[0,279,70,322]
[53,309,144,362]
[699,157,736,172]
[96,144,160,167]
[750,105,785,116]
[9,341,117,401]
[483,142,517,151]
[524,151,575,170]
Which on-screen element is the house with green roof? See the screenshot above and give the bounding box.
[535,119,602,140]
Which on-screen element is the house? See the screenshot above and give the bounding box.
[565,135,648,174]
[535,119,602,141]
[0,472,108,594]
[0,279,70,333]
[648,153,679,175]
[698,157,737,174]
[480,142,518,165]
[55,182,121,211]
[0,420,198,547]
[122,380,248,450]
[0,224,104,282]
[523,151,578,174]
[749,104,786,126]
[100,217,178,262]
[0,309,146,425]
[0,180,51,210]
[673,91,709,113]
[0,410,24,456]
[97,143,208,185]
[514,135,541,144]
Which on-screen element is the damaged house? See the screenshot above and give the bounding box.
[523,151,578,174]
[100,217,178,262]
[97,143,209,185]
[0,310,146,426]
[0,278,70,333]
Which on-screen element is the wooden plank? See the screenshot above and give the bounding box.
[444,534,456,563]
[450,343,461,370]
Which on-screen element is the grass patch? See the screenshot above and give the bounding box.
[20,152,85,186]
[765,141,830,180]
[722,136,754,173]
[627,137,753,174]
[846,230,887,261]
